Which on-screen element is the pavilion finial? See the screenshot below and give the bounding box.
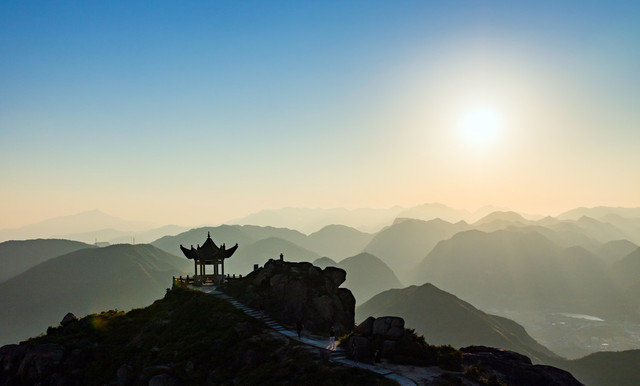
[208,231,211,239]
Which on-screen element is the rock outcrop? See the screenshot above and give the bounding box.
[346,316,406,364]
[224,259,355,336]
[462,346,583,386]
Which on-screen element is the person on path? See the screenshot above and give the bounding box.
[296,320,303,339]
[326,326,336,351]
[352,339,359,363]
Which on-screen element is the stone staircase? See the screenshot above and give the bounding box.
[198,286,416,386]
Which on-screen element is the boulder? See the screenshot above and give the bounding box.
[461,346,582,386]
[347,336,372,363]
[372,316,405,340]
[323,266,346,287]
[356,317,375,336]
[61,313,78,327]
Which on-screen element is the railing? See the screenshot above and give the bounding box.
[172,274,243,288]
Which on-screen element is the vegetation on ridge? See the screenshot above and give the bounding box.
[2,288,392,385]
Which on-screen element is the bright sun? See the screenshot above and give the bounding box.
[459,107,502,146]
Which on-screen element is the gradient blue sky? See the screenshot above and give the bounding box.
[1,1,639,228]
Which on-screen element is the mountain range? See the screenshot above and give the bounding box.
[0,210,158,242]
[414,229,623,317]
[2,204,640,382]
[0,239,94,283]
[0,244,190,346]
[356,282,558,363]
[313,252,403,304]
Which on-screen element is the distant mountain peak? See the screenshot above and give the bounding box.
[474,211,529,225]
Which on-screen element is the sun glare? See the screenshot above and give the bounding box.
[459,107,502,146]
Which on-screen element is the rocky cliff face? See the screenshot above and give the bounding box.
[224,259,356,336]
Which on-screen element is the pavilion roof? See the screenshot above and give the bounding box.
[180,232,238,261]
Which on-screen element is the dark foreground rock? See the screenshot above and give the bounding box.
[224,259,356,335]
[0,288,388,386]
[462,346,583,386]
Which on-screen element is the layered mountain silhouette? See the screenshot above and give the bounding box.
[304,225,373,259]
[356,282,558,363]
[612,247,640,316]
[61,224,188,245]
[228,206,404,233]
[152,224,370,266]
[333,252,402,304]
[558,206,640,221]
[596,240,639,263]
[561,349,640,386]
[312,256,338,268]
[0,244,190,346]
[414,229,622,317]
[227,237,321,273]
[0,239,93,283]
[364,218,471,283]
[0,210,156,242]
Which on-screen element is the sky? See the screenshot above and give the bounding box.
[1,1,639,229]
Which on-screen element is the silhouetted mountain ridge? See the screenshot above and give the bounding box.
[0,243,191,346]
[0,239,94,283]
[356,282,558,363]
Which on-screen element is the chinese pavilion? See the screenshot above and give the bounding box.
[180,232,238,283]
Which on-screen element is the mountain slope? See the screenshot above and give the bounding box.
[229,206,403,233]
[151,225,257,257]
[0,210,156,242]
[414,229,621,316]
[0,239,94,282]
[396,203,472,223]
[63,224,189,245]
[610,248,640,289]
[305,224,373,259]
[312,256,338,268]
[561,350,640,386]
[558,206,640,221]
[474,211,530,227]
[336,253,403,304]
[0,288,389,385]
[227,237,321,274]
[364,218,471,283]
[596,239,638,263]
[356,283,559,363]
[0,244,191,346]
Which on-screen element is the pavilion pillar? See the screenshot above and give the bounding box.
[194,260,197,276]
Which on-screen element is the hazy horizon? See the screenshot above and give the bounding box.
[2,2,639,230]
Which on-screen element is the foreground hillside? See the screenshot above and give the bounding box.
[0,288,391,385]
[0,244,191,346]
[0,239,93,282]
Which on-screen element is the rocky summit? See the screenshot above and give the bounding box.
[224,259,356,336]
[0,288,387,386]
